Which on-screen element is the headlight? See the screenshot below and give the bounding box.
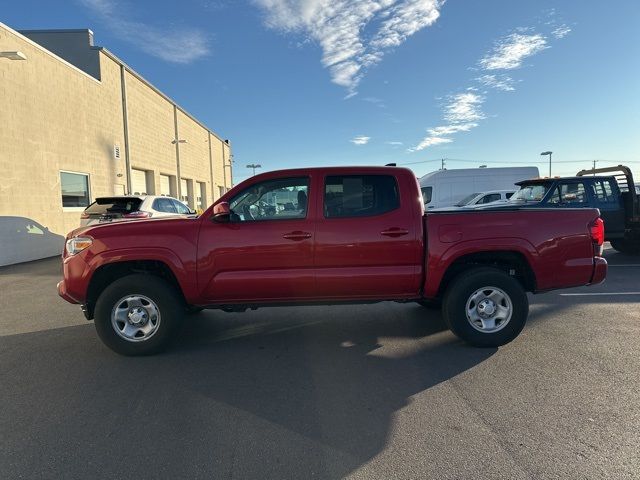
[66,236,93,255]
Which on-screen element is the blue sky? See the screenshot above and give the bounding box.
[4,0,640,182]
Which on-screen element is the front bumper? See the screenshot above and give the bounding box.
[590,257,608,285]
[57,279,79,304]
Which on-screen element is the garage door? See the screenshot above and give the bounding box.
[132,169,147,195]
[160,174,171,196]
[195,182,202,209]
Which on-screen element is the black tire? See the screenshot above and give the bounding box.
[416,299,441,310]
[610,239,640,255]
[94,274,184,356]
[442,268,529,348]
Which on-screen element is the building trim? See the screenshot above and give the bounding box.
[0,22,101,84]
[119,64,133,195]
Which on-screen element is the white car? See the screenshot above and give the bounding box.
[80,195,195,226]
[455,190,516,207]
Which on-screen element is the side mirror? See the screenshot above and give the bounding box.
[212,202,231,223]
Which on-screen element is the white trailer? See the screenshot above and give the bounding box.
[419,166,539,209]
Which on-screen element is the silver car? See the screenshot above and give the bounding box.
[80,195,195,226]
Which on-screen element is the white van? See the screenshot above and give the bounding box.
[419,166,539,209]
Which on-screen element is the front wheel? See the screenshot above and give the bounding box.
[442,268,529,347]
[94,274,184,356]
[610,238,640,255]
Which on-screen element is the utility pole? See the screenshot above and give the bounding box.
[592,160,598,176]
[540,151,552,177]
[246,163,262,176]
[441,158,446,170]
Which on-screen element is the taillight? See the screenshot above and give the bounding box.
[123,211,150,219]
[590,217,605,256]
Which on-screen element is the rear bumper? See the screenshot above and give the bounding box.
[589,257,608,285]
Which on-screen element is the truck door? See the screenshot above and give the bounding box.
[196,176,316,303]
[314,173,422,299]
[590,178,626,238]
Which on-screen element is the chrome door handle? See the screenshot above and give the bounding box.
[283,231,312,241]
[381,228,409,237]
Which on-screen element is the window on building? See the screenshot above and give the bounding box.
[229,177,309,222]
[324,175,399,218]
[60,171,90,208]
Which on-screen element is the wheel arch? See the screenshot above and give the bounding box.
[85,258,187,319]
[434,250,537,299]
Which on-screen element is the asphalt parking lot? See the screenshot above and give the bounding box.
[1,246,639,479]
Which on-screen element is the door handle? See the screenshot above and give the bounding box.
[381,228,409,238]
[283,231,312,241]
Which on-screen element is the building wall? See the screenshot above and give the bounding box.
[0,22,231,266]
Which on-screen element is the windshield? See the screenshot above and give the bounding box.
[455,192,481,207]
[509,184,551,202]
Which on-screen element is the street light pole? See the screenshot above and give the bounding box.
[246,163,262,176]
[540,151,552,177]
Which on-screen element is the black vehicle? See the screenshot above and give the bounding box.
[506,165,640,254]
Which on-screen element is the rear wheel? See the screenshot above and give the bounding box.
[442,268,528,347]
[610,238,640,255]
[94,274,184,356]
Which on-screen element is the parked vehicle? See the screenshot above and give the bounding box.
[58,166,607,355]
[419,166,538,210]
[505,165,640,254]
[80,195,195,226]
[455,190,516,207]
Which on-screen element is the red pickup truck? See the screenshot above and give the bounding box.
[58,166,607,355]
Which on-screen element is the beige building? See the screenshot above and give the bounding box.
[0,22,232,266]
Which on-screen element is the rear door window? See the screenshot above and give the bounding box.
[558,182,587,204]
[478,193,501,204]
[153,198,178,213]
[172,199,192,214]
[324,175,399,218]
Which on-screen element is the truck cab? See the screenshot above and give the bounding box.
[510,176,626,239]
[511,165,640,254]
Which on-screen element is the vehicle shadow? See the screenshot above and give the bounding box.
[0,303,495,479]
[0,216,65,266]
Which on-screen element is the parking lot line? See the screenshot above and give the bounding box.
[559,292,640,296]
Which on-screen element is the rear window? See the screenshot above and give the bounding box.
[85,198,143,215]
[325,175,399,218]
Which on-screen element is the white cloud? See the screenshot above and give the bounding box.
[254,0,444,93]
[427,122,478,136]
[410,136,452,151]
[351,135,371,145]
[443,92,485,123]
[479,33,548,70]
[552,25,572,39]
[476,74,516,92]
[385,141,404,146]
[79,0,210,63]
[410,14,572,152]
